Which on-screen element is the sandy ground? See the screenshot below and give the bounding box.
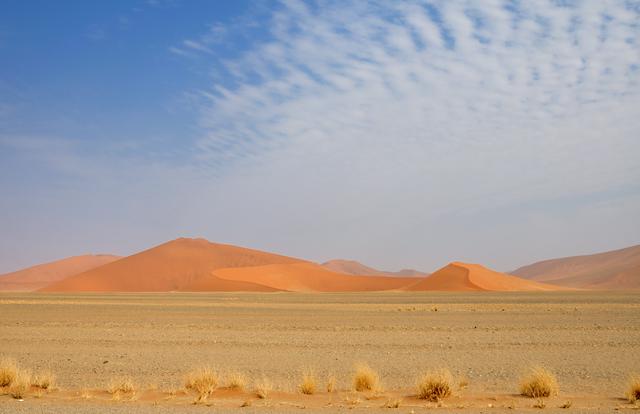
[1,291,639,413]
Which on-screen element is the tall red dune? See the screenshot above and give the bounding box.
[213,262,417,292]
[40,238,302,292]
[511,244,640,289]
[406,262,560,291]
[322,259,428,277]
[0,254,120,291]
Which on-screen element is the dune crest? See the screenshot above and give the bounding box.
[406,262,560,291]
[321,259,428,277]
[0,254,120,291]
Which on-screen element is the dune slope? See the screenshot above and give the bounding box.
[40,238,301,292]
[406,262,559,291]
[511,244,640,289]
[0,255,120,291]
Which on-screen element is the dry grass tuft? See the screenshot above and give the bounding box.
[533,398,546,409]
[226,372,246,391]
[241,399,252,407]
[326,375,337,393]
[108,376,136,395]
[559,400,572,409]
[9,370,31,399]
[299,371,317,395]
[353,363,381,392]
[255,377,272,399]
[383,397,402,408]
[627,375,640,403]
[519,367,559,398]
[185,367,219,402]
[32,370,55,390]
[416,369,453,402]
[0,357,18,387]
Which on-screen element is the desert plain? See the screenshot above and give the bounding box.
[1,290,639,413]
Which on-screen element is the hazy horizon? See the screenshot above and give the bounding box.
[1,0,639,274]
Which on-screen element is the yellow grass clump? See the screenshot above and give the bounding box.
[226,372,246,391]
[185,367,219,402]
[254,377,272,399]
[519,367,559,398]
[627,375,640,403]
[416,369,453,401]
[108,376,136,395]
[299,371,317,395]
[32,370,56,390]
[9,370,31,399]
[0,357,18,387]
[326,375,337,393]
[353,363,381,392]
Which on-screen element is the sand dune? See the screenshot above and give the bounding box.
[213,262,417,292]
[406,262,560,291]
[322,259,428,277]
[41,238,302,292]
[511,244,640,289]
[0,254,120,291]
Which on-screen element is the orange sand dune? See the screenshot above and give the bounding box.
[213,262,417,292]
[406,262,560,291]
[511,244,640,289]
[322,259,428,277]
[41,238,302,292]
[0,255,120,291]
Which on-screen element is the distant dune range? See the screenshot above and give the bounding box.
[511,244,640,289]
[0,254,120,291]
[321,259,429,277]
[3,238,636,292]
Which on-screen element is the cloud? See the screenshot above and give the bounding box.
[174,0,640,269]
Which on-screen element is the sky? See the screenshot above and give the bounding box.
[1,0,639,274]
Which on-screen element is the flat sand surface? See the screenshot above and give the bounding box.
[1,291,639,413]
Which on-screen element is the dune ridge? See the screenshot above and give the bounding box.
[406,262,560,291]
[0,254,120,291]
[511,244,640,289]
[321,259,428,277]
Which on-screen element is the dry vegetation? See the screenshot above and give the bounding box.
[254,377,273,399]
[353,363,381,392]
[184,367,218,402]
[519,367,559,398]
[416,368,454,401]
[0,357,18,387]
[326,375,337,393]
[299,371,317,395]
[9,370,31,399]
[627,375,640,403]
[226,371,246,391]
[32,370,56,390]
[107,376,136,399]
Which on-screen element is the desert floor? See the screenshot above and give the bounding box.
[1,291,639,413]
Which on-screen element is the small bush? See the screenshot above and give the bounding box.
[560,400,572,409]
[353,363,380,392]
[0,357,18,387]
[254,377,272,399]
[185,367,218,402]
[519,367,558,398]
[9,370,31,399]
[299,371,316,395]
[226,372,246,391]
[416,369,453,401]
[383,397,402,408]
[32,370,55,390]
[108,376,136,395]
[627,375,640,403]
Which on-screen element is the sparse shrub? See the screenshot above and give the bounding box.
[353,363,380,392]
[226,372,246,390]
[9,370,31,399]
[560,400,572,408]
[254,377,272,399]
[299,371,316,395]
[0,357,18,387]
[533,398,546,409]
[383,397,402,408]
[627,375,640,403]
[185,367,218,402]
[32,370,55,390]
[108,376,136,395]
[519,367,558,398]
[416,369,453,401]
[326,375,336,393]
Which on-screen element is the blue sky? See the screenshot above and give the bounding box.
[1,0,639,273]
